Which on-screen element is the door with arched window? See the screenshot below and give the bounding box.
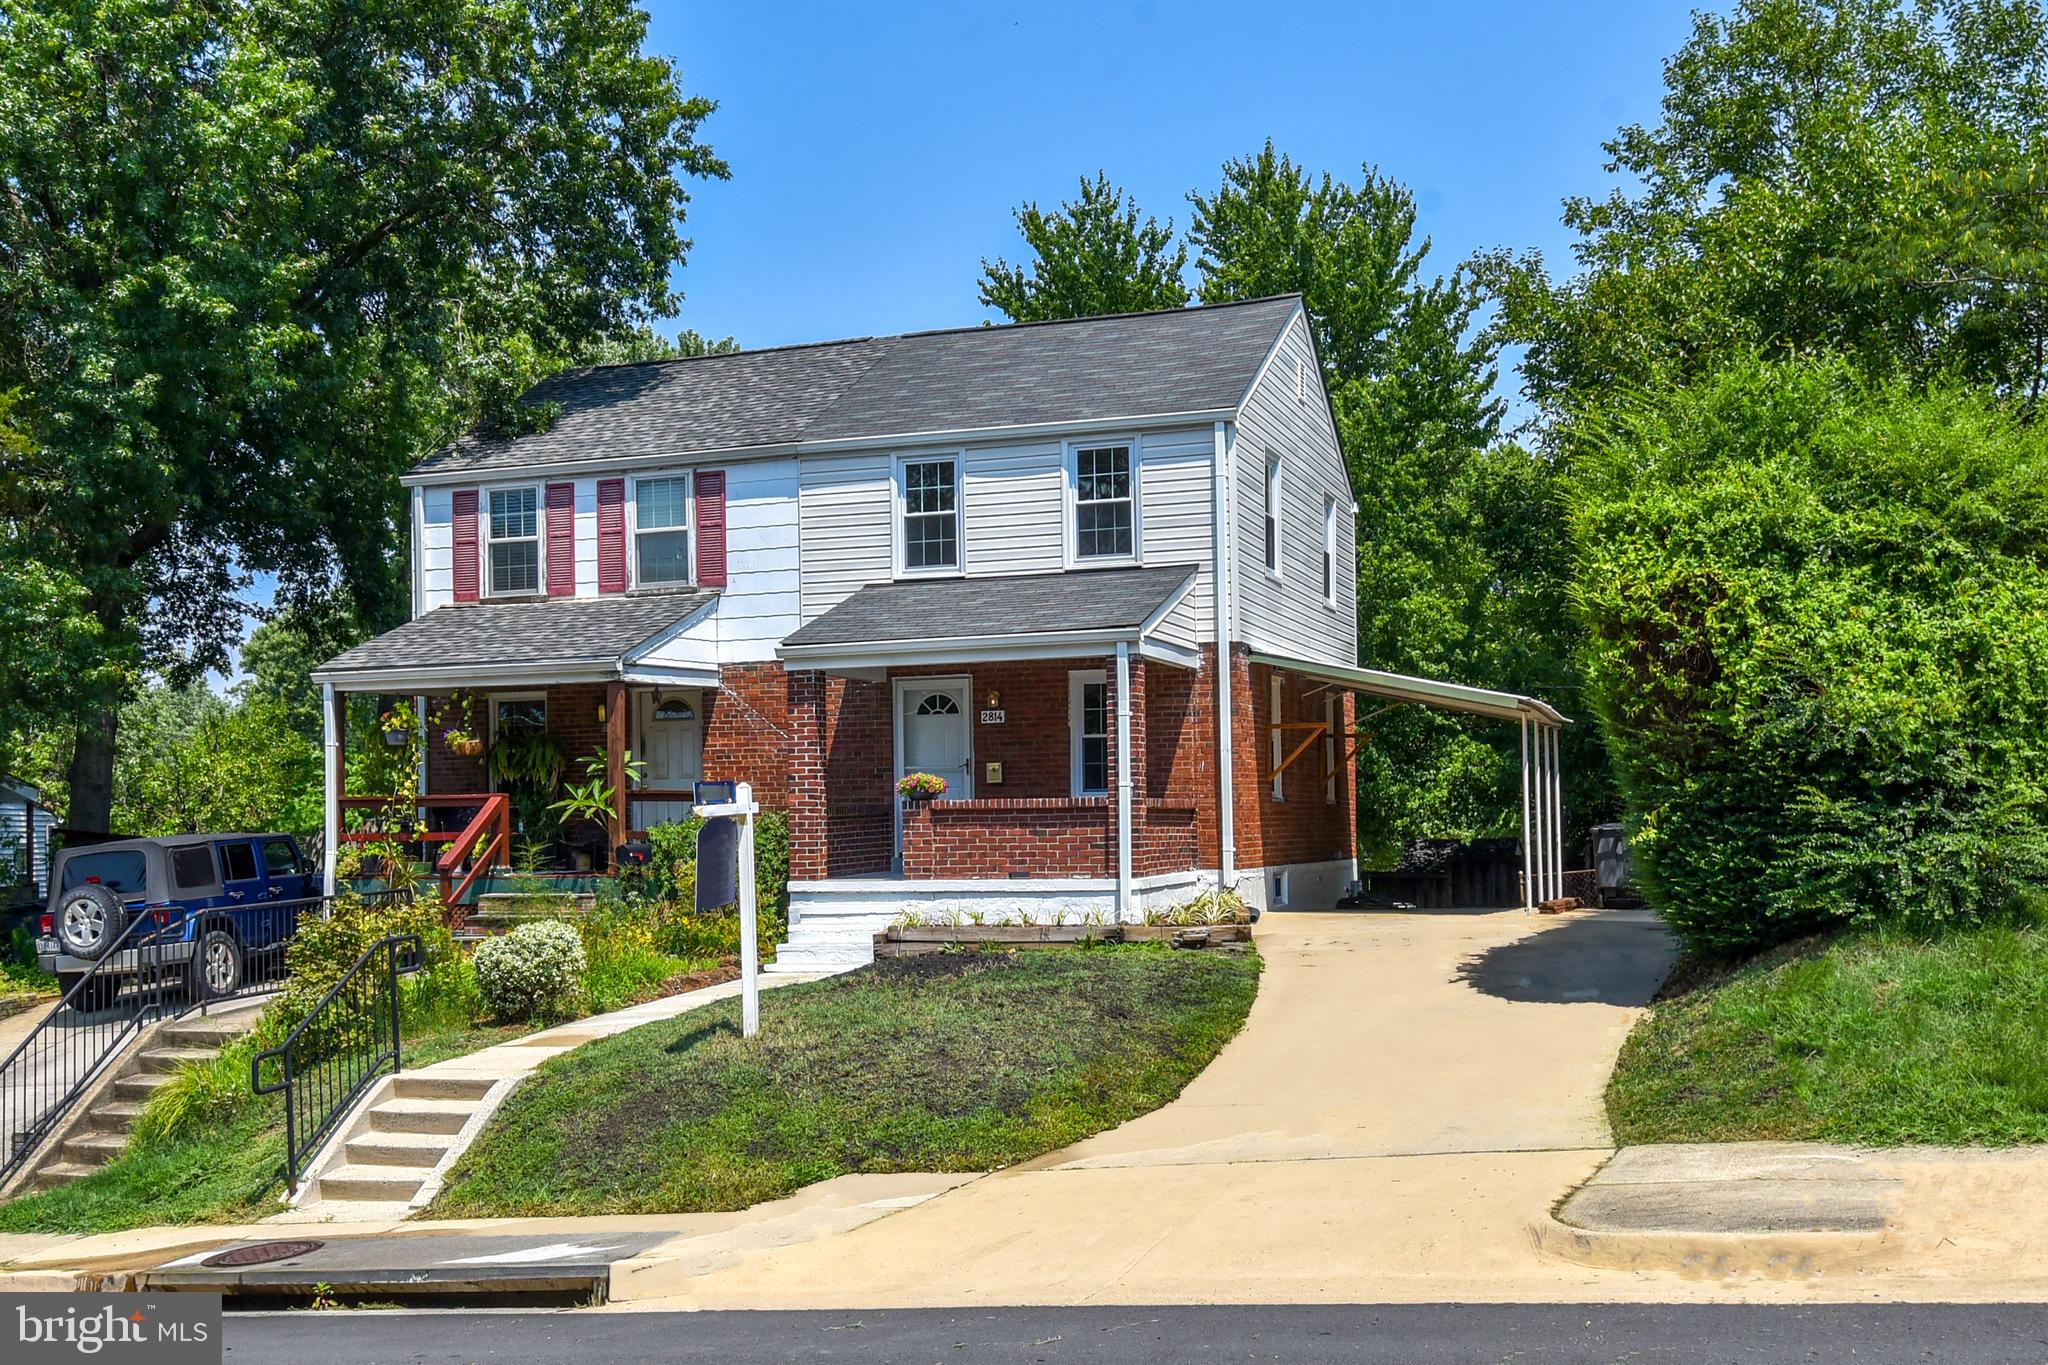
[635,690,703,829]
[895,679,973,861]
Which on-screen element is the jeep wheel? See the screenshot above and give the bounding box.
[189,928,242,1001]
[55,885,128,960]
[58,973,122,1013]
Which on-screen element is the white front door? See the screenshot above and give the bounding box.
[896,679,972,860]
[635,691,703,829]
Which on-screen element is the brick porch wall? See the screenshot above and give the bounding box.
[789,670,895,879]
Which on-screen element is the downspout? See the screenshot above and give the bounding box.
[321,681,339,898]
[1115,639,1133,924]
[1211,420,1237,895]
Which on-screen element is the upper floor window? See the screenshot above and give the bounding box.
[1264,454,1282,576]
[635,476,691,585]
[487,487,540,594]
[900,456,959,573]
[1072,443,1135,562]
[1323,495,1338,604]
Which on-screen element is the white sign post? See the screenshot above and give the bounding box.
[693,780,761,1037]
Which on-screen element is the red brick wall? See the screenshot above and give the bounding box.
[890,659,1116,799]
[1233,651,1356,872]
[789,670,895,879]
[701,661,791,807]
[1135,804,1200,876]
[1144,647,1221,867]
[901,798,1113,878]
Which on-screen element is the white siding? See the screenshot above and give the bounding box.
[1232,313,1357,667]
[798,449,893,621]
[1136,427,1216,643]
[419,485,455,612]
[961,441,1064,575]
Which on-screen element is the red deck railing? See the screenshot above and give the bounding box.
[339,793,512,905]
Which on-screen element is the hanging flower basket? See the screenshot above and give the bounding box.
[897,772,949,801]
[445,731,484,759]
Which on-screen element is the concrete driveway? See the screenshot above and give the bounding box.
[619,906,1683,1307]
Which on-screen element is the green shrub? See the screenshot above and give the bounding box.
[473,919,586,1021]
[279,892,454,1034]
[1573,358,2048,951]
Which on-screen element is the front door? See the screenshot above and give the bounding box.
[896,679,972,861]
[636,691,703,829]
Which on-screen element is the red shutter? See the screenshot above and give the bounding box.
[452,489,480,602]
[597,478,627,593]
[545,482,575,596]
[694,469,727,587]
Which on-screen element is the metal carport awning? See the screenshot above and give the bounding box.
[1250,653,1571,910]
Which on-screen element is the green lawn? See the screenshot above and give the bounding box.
[0,1016,530,1235]
[1608,921,2048,1147]
[429,944,1261,1218]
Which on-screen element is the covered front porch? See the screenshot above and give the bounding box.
[309,592,728,899]
[777,567,1213,944]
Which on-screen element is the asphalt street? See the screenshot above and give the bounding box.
[221,1302,2048,1363]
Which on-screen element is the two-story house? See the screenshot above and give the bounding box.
[311,294,1570,970]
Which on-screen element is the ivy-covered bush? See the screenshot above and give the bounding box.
[473,919,587,1020]
[1573,358,2048,952]
[279,891,453,1033]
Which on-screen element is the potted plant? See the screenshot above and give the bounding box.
[897,772,949,802]
[549,747,647,870]
[444,726,484,758]
[436,690,483,757]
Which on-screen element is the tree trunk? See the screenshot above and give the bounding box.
[67,706,118,833]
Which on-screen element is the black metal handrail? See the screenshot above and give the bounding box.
[0,888,403,1188]
[251,933,422,1194]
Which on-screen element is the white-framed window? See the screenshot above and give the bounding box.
[896,454,961,575]
[1324,693,1338,804]
[1269,674,1284,800]
[1263,454,1283,577]
[633,474,692,586]
[1323,495,1339,605]
[485,486,541,595]
[1069,670,1109,796]
[1067,440,1139,564]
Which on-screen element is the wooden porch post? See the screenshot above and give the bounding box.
[606,680,627,872]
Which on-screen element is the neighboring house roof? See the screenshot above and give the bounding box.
[0,774,42,805]
[782,565,1198,655]
[408,295,1304,482]
[312,591,718,688]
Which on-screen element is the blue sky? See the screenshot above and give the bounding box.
[225,1,1705,685]
[646,1,1702,349]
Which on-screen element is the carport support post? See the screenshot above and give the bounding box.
[1519,715,1533,910]
[1115,640,1134,924]
[321,682,340,899]
[1549,726,1565,901]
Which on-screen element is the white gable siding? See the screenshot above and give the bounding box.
[1232,312,1357,667]
[794,426,1218,630]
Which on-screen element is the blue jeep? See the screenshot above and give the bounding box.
[38,834,317,1011]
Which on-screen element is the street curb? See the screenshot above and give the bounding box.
[1529,1213,1898,1280]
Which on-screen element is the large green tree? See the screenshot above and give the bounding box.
[979,173,1190,323]
[1483,0,2048,421]
[0,0,727,831]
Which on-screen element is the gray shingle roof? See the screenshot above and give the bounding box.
[410,296,1302,479]
[313,591,716,678]
[781,566,1198,649]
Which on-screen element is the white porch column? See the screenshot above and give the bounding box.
[321,681,340,898]
[1519,714,1534,909]
[1550,725,1566,901]
[1115,640,1134,925]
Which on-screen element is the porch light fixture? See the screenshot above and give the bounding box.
[986,689,1000,708]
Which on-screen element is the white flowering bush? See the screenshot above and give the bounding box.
[473,919,587,1020]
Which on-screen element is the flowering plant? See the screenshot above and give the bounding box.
[896,772,949,800]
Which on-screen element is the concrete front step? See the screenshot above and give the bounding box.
[135,1046,217,1074]
[32,1162,102,1188]
[391,1073,494,1102]
[87,1100,148,1128]
[316,1164,430,1203]
[368,1098,473,1135]
[112,1071,175,1102]
[61,1130,130,1166]
[344,1132,451,1169]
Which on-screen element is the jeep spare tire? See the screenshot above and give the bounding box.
[56,884,128,960]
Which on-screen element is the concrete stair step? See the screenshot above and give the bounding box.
[390,1073,494,1102]
[135,1046,217,1074]
[344,1132,450,1169]
[316,1164,429,1202]
[85,1102,148,1131]
[112,1071,175,1101]
[32,1162,101,1188]
[368,1098,473,1135]
[61,1130,128,1165]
